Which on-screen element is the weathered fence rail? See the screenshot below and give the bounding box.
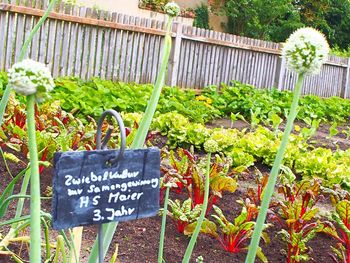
[0,0,349,98]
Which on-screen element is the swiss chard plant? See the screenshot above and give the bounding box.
[277,176,326,262]
[161,149,237,212]
[185,203,269,262]
[162,198,202,233]
[247,27,330,262]
[322,200,350,263]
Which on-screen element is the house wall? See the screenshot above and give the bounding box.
[175,0,206,9]
[209,13,227,31]
[76,0,195,25]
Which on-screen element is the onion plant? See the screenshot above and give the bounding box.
[0,1,56,257]
[0,0,57,126]
[8,59,55,262]
[88,2,180,262]
[245,28,330,262]
[181,139,219,263]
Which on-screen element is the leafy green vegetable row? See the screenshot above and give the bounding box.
[205,82,350,124]
[51,77,221,123]
[2,89,350,189]
[2,74,350,125]
[150,111,350,189]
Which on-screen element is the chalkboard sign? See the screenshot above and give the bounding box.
[52,148,160,230]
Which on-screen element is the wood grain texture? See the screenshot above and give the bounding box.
[0,0,348,98]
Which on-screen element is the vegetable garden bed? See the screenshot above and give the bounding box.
[2,75,350,262]
[0,128,344,262]
[2,4,348,262]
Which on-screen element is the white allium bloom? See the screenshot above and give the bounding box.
[204,139,219,153]
[164,2,180,17]
[8,59,54,101]
[282,27,329,75]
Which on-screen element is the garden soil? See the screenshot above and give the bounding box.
[0,120,348,262]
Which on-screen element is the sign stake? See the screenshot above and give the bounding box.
[98,225,104,263]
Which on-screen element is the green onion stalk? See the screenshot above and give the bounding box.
[0,1,56,260]
[0,3,56,256]
[158,186,170,263]
[182,152,212,263]
[27,94,41,261]
[87,3,181,262]
[245,27,330,262]
[8,59,55,262]
[0,0,56,126]
[180,139,218,262]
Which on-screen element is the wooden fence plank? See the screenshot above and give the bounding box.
[29,0,41,60]
[105,12,117,80]
[99,11,112,79]
[0,9,7,70]
[52,2,64,77]
[59,4,72,76]
[80,7,91,79]
[118,14,129,81]
[94,10,104,77]
[73,6,85,76]
[139,17,151,83]
[0,1,348,98]
[124,16,135,82]
[5,5,15,69]
[66,4,78,76]
[86,8,98,79]
[342,59,350,98]
[14,7,25,62]
[45,8,56,69]
[134,17,146,84]
[112,13,124,81]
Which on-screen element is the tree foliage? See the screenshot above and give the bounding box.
[209,0,350,49]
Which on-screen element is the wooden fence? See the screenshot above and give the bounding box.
[0,0,350,98]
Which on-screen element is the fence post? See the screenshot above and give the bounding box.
[168,22,182,87]
[274,56,286,91]
[340,58,350,98]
